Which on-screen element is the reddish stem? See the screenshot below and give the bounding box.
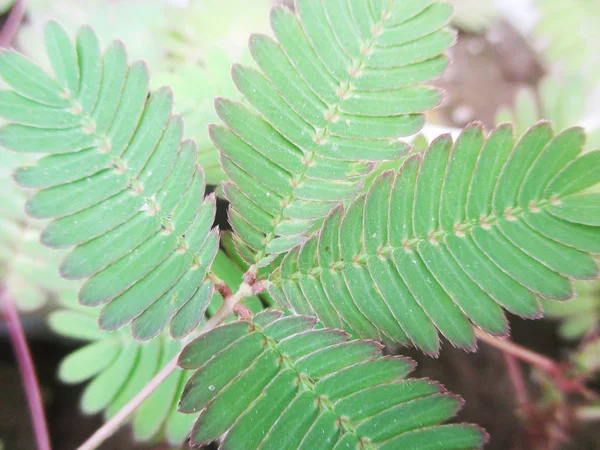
[0,0,26,48]
[1,289,52,450]
[476,329,597,400]
[503,352,530,409]
[475,329,559,375]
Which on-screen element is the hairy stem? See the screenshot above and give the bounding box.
[76,280,256,450]
[0,0,26,48]
[475,328,559,375]
[1,289,52,450]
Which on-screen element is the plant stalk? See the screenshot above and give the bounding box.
[0,0,26,48]
[502,351,530,409]
[1,289,52,450]
[475,328,559,375]
[76,281,255,450]
[476,329,598,400]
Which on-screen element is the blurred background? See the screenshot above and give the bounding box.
[0,0,599,449]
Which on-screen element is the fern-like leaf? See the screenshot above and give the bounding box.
[269,122,600,355]
[49,248,270,444]
[178,311,487,449]
[0,23,218,337]
[48,293,197,444]
[215,0,455,264]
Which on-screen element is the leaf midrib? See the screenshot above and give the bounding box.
[252,325,379,450]
[272,197,555,281]
[255,1,404,264]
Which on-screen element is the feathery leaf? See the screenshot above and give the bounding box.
[178,311,487,449]
[48,292,197,445]
[0,23,218,337]
[216,0,455,264]
[269,123,600,354]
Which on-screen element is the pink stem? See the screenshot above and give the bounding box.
[475,328,559,375]
[502,352,530,409]
[1,289,52,450]
[476,329,598,400]
[0,0,25,48]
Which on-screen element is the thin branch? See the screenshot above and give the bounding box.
[476,329,598,401]
[76,280,255,450]
[0,0,26,48]
[503,352,530,408]
[1,289,52,450]
[475,328,559,375]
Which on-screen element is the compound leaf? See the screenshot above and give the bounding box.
[48,292,198,445]
[216,0,455,264]
[178,311,487,449]
[269,123,600,355]
[0,23,218,338]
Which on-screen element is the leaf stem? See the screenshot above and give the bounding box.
[76,280,256,450]
[0,0,26,48]
[475,328,559,375]
[476,329,597,400]
[502,351,530,409]
[1,289,52,450]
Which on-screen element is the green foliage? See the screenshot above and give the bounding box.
[3,2,600,448]
[48,292,197,445]
[152,0,271,187]
[543,280,600,340]
[17,0,168,72]
[15,0,271,188]
[495,75,600,150]
[535,0,600,82]
[497,76,600,345]
[270,123,600,355]
[151,50,243,186]
[46,248,270,437]
[574,335,600,374]
[0,0,14,14]
[160,0,271,64]
[0,23,218,337]
[215,0,455,265]
[450,0,498,33]
[0,150,77,311]
[178,311,487,449]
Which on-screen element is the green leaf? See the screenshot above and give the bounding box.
[543,279,600,340]
[0,23,218,337]
[178,311,487,449]
[269,123,600,354]
[535,0,600,83]
[48,297,196,445]
[495,75,599,150]
[0,149,78,311]
[574,335,600,374]
[151,50,244,186]
[216,0,454,264]
[451,0,498,33]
